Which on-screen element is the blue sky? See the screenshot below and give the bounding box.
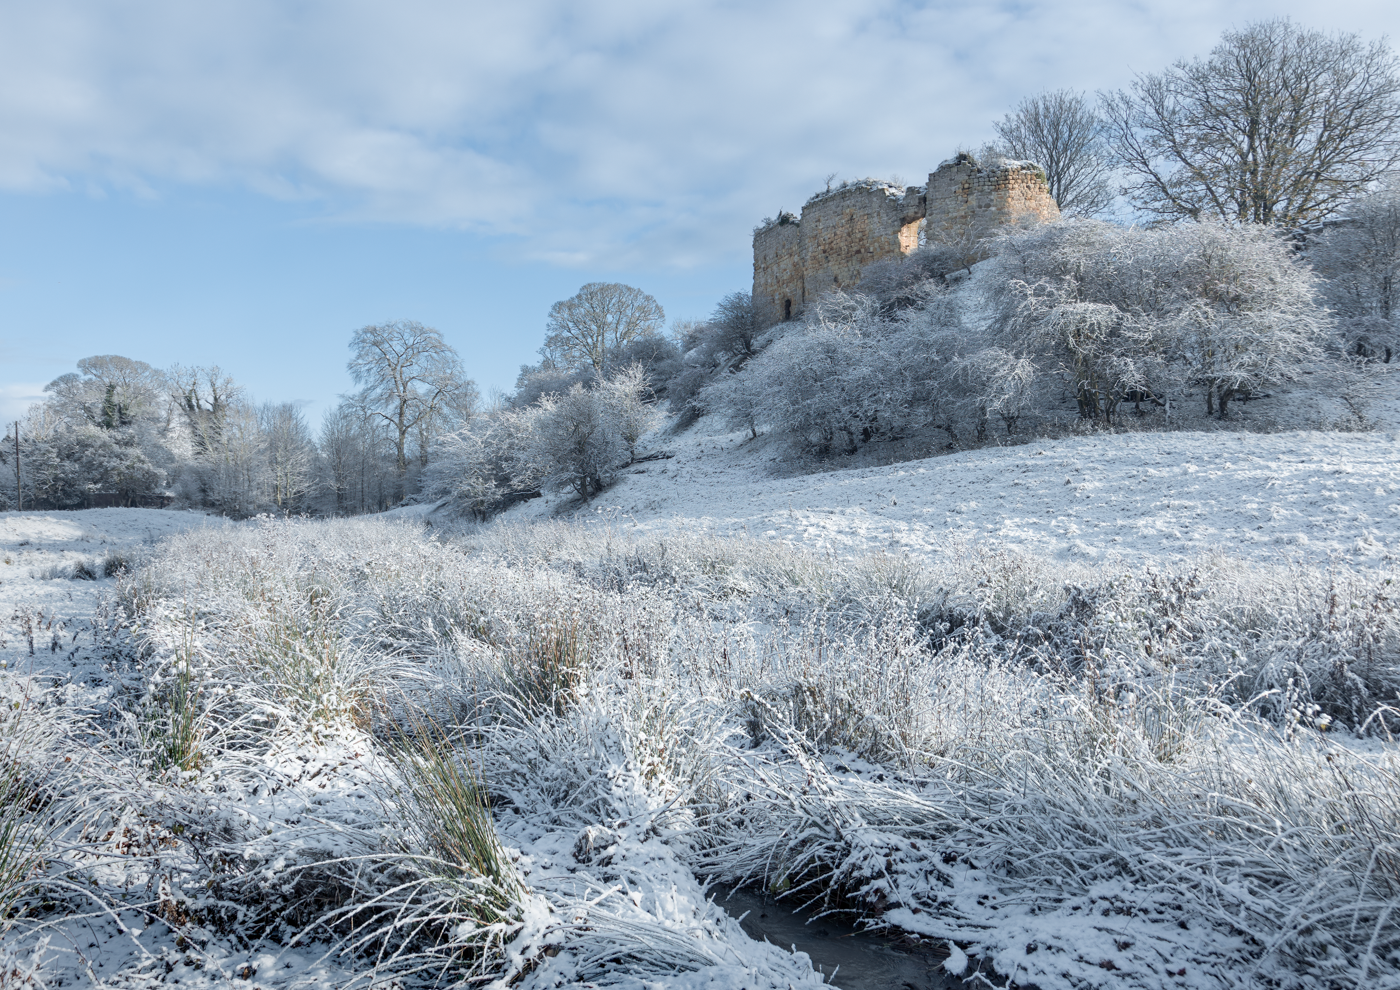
[2,0,1398,426]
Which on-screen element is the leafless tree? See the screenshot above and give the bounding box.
[991,89,1115,218]
[318,401,395,514]
[1102,19,1400,225]
[707,292,760,357]
[260,402,316,512]
[599,363,661,462]
[347,320,473,497]
[543,282,665,376]
[1311,182,1400,361]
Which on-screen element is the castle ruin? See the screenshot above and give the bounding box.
[752,154,1060,327]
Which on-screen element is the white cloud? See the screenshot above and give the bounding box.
[0,383,47,423]
[0,0,1396,267]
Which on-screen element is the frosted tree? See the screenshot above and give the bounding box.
[422,408,545,520]
[985,219,1334,419]
[531,385,623,500]
[955,348,1039,438]
[260,402,317,512]
[667,296,767,425]
[522,365,660,501]
[318,401,396,515]
[17,403,161,509]
[1163,223,1332,416]
[701,293,965,454]
[28,355,173,505]
[45,355,165,429]
[599,363,661,463]
[169,365,243,457]
[707,292,760,357]
[1311,182,1400,362]
[347,320,474,500]
[856,248,956,313]
[543,283,665,376]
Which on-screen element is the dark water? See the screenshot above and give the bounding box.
[714,886,959,990]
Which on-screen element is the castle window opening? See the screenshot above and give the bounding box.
[784,298,792,320]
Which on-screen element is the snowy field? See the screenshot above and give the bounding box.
[516,418,1400,566]
[0,509,214,679]
[2,422,1399,990]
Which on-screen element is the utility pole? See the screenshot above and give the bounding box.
[12,422,19,512]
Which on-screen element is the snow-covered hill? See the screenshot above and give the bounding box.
[506,417,1400,567]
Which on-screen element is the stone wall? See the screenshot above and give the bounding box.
[795,182,925,303]
[752,154,1059,328]
[923,154,1060,245]
[752,216,804,327]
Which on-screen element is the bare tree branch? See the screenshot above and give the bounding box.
[1103,19,1400,225]
[991,89,1116,218]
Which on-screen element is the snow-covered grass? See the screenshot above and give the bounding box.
[2,507,1396,989]
[6,417,1400,989]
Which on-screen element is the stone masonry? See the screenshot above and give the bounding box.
[752,153,1060,327]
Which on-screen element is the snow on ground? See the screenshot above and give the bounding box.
[7,418,1400,989]
[511,418,1400,567]
[0,508,215,680]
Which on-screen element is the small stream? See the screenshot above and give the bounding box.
[714,887,960,990]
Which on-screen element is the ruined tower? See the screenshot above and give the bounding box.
[752,154,1060,328]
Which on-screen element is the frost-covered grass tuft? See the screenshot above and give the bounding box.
[0,694,59,931]
[102,549,132,577]
[12,514,1400,989]
[33,558,101,581]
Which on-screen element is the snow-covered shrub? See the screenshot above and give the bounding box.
[707,219,1357,460]
[531,384,627,501]
[428,365,660,513]
[953,346,1038,438]
[529,364,660,501]
[700,292,968,454]
[102,549,131,577]
[423,407,545,519]
[17,415,164,510]
[987,219,1337,419]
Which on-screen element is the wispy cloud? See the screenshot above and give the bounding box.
[0,0,1394,268]
[0,383,46,423]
